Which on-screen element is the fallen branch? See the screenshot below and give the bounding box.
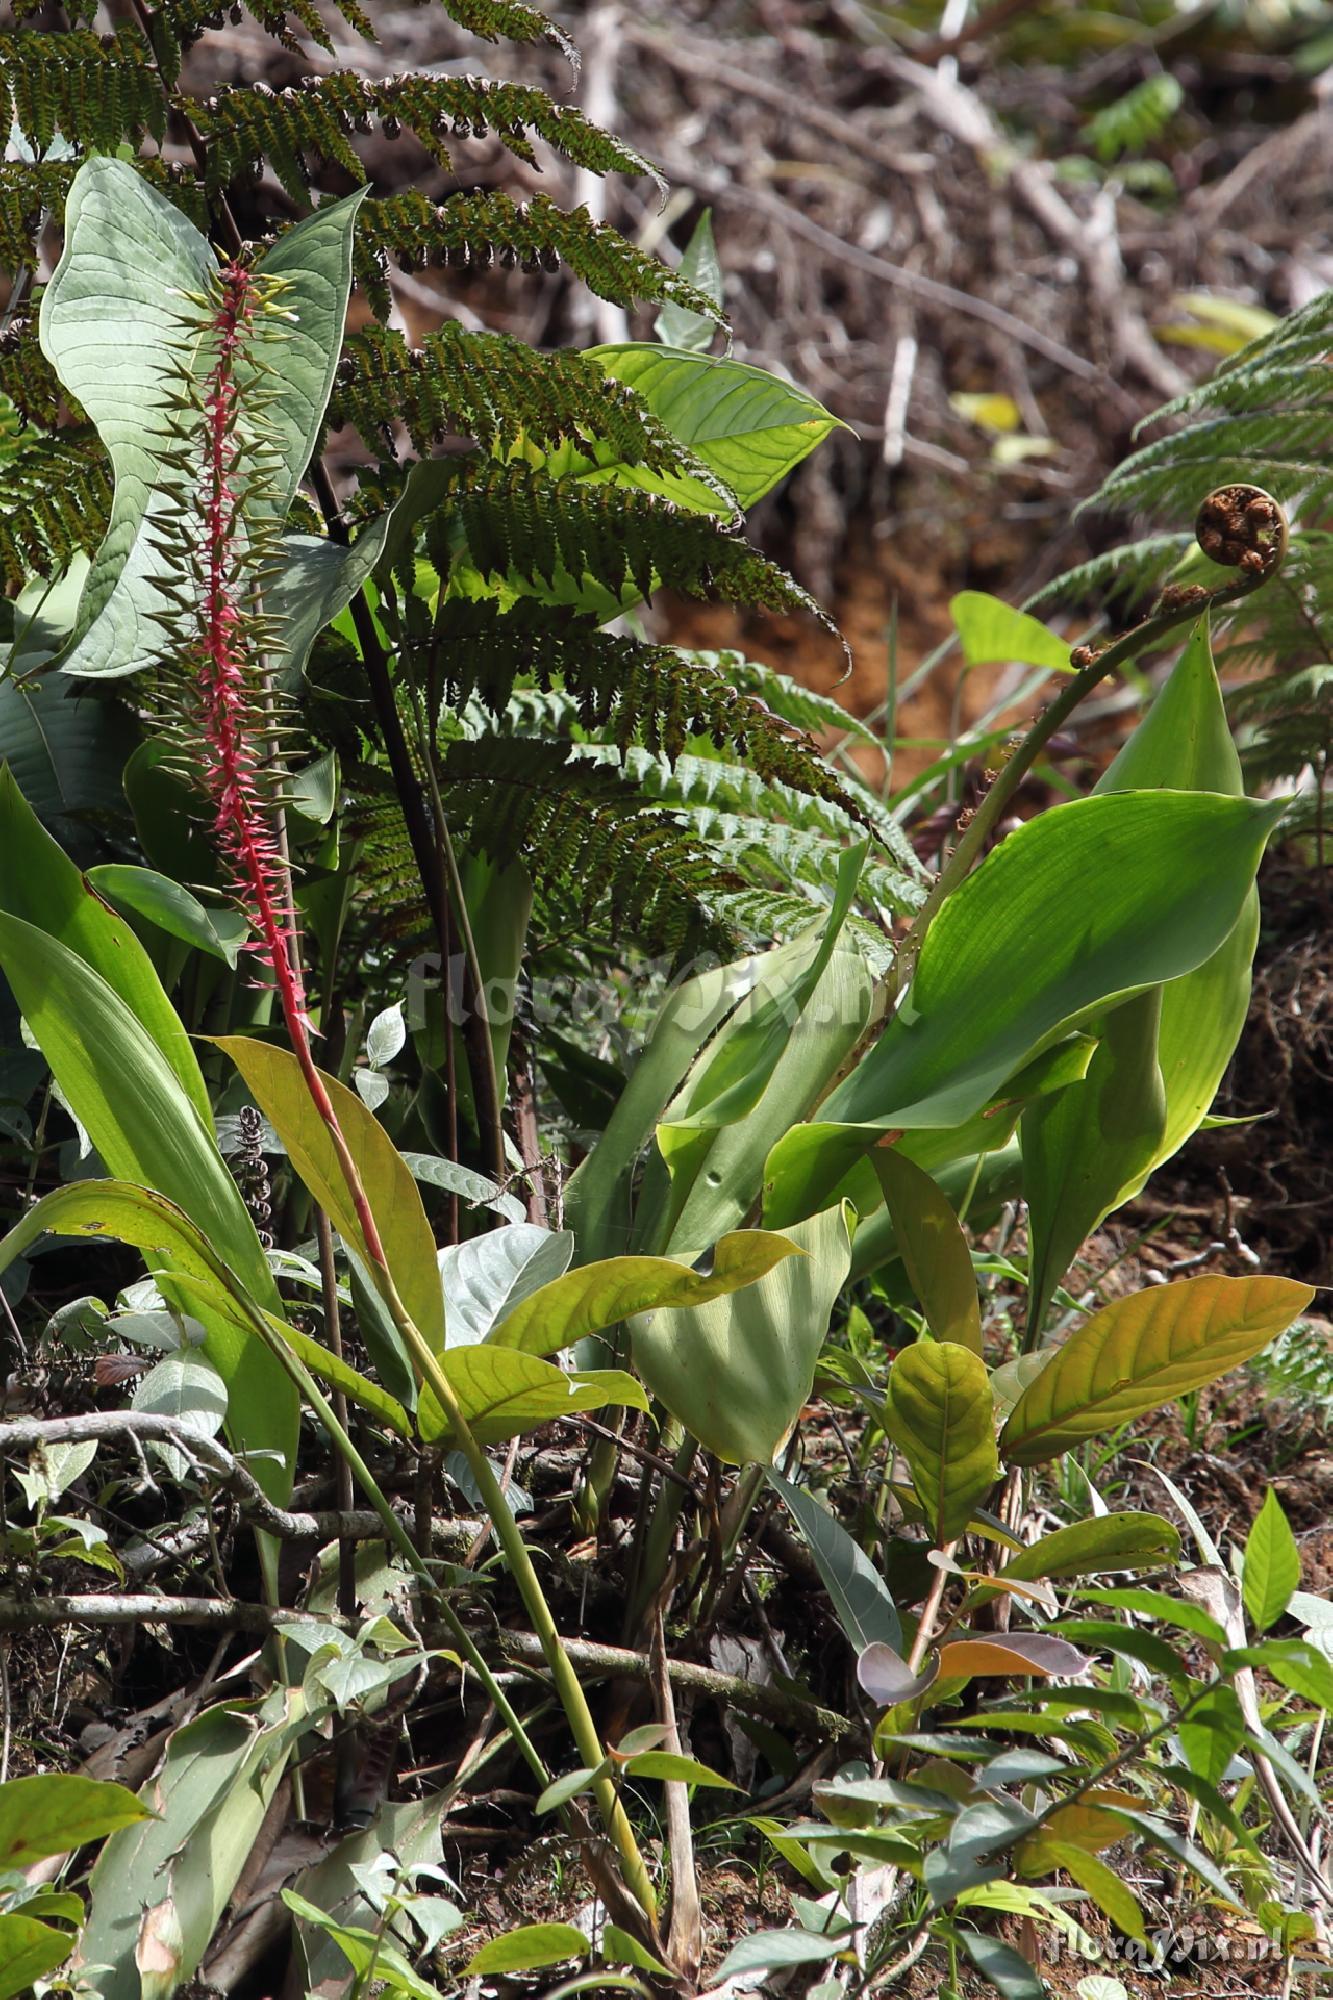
[0,1592,348,1634]
[491,1629,859,1743]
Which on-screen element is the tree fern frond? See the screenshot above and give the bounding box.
[355,190,725,322]
[0,28,165,156]
[330,322,706,478]
[1026,533,1191,616]
[0,423,110,588]
[0,315,64,430]
[421,461,832,628]
[1091,409,1333,521]
[424,613,862,810]
[189,72,660,206]
[355,736,730,957]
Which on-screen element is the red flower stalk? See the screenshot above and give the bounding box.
[191,262,309,1034]
[186,260,393,1275]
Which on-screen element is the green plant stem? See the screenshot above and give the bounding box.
[893,566,1278,993]
[627,1428,698,1637]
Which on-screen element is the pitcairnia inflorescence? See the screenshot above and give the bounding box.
[159,255,310,1032]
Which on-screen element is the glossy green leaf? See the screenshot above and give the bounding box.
[0,766,210,1122]
[654,207,723,350]
[622,1751,738,1789]
[215,1035,446,1359]
[40,159,366,677]
[632,1203,854,1464]
[820,789,1283,1134]
[1001,1275,1314,1464]
[466,1923,590,1975]
[869,1149,981,1352]
[486,1230,800,1359]
[0,1774,149,1867]
[0,1914,75,1999]
[657,941,876,1258]
[1021,619,1257,1335]
[885,1341,999,1545]
[439,1222,575,1348]
[81,1690,309,2000]
[590,342,842,510]
[766,1467,902,1654]
[282,1890,447,2000]
[950,591,1073,674]
[968,1513,1180,1608]
[0,667,138,851]
[1037,1841,1146,1942]
[1021,988,1167,1340]
[0,923,293,1500]
[1177,1686,1248,1786]
[87,864,248,966]
[715,1929,845,1981]
[1243,1487,1301,1634]
[265,525,392,691]
[417,1346,646,1446]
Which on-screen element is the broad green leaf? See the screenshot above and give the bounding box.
[632,1203,854,1465]
[1001,1275,1314,1464]
[417,1346,646,1446]
[40,160,367,678]
[1033,1841,1146,1941]
[1243,1487,1301,1633]
[0,1774,149,1867]
[967,1513,1180,1608]
[950,591,1073,675]
[957,1931,1046,2000]
[656,941,875,1258]
[589,343,843,511]
[0,668,138,851]
[660,845,864,1135]
[1021,987,1167,1341]
[1177,1686,1248,1786]
[286,1798,448,1996]
[536,1765,605,1814]
[0,924,294,1500]
[884,1341,998,1545]
[466,1923,591,1974]
[0,1914,74,1999]
[282,1890,447,2000]
[486,1229,801,1359]
[0,766,211,1123]
[715,1930,845,1981]
[438,1222,575,1348]
[870,1149,981,1353]
[87,865,249,966]
[1021,619,1256,1334]
[765,1468,902,1654]
[564,944,776,1263]
[654,207,723,351]
[765,1040,1092,1234]
[81,1689,309,2000]
[622,1751,738,1789]
[821,789,1283,1133]
[265,525,392,691]
[215,1035,446,1359]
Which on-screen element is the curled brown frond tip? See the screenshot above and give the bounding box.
[1195,483,1288,578]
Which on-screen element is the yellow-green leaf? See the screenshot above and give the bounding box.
[870,1149,981,1353]
[418,1346,646,1446]
[1001,1275,1314,1465]
[884,1341,997,1544]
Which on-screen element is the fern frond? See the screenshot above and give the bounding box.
[189,73,659,206]
[0,28,165,156]
[1083,74,1182,164]
[0,315,64,430]
[356,190,725,322]
[330,323,705,478]
[356,736,729,957]
[1092,409,1333,522]
[425,611,866,808]
[421,461,831,627]
[1026,533,1191,617]
[0,423,111,588]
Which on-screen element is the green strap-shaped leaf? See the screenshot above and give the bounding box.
[0,766,212,1123]
[632,1202,855,1465]
[821,787,1284,1134]
[884,1340,998,1546]
[39,158,365,677]
[869,1149,981,1353]
[215,1035,446,1360]
[0,927,295,1501]
[765,1467,902,1654]
[486,1229,801,1358]
[1001,1274,1314,1465]
[1020,618,1258,1337]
